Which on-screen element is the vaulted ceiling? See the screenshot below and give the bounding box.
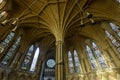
[2,0,120,53]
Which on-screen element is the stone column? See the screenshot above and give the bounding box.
[55,41,64,80]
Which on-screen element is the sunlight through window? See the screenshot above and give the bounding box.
[30,47,40,72]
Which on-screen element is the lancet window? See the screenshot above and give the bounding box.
[73,50,81,73]
[68,51,74,73]
[68,50,81,73]
[21,45,34,70]
[1,36,21,65]
[30,47,40,72]
[86,45,98,69]
[109,22,120,37]
[92,42,107,68]
[105,30,120,53]
[0,32,15,54]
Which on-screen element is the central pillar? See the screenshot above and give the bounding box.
[55,41,64,80]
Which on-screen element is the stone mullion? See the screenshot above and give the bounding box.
[16,30,37,70]
[105,33,120,60]
[88,44,102,70]
[112,31,120,41]
[64,51,69,75]
[9,42,27,70]
[95,41,111,68]
[0,31,17,62]
[84,50,92,73]
[106,38,120,67]
[79,46,89,74]
[71,51,76,73]
[16,45,30,70]
[9,45,21,68]
[91,48,103,70]
[76,46,85,74]
[99,38,117,68]
[27,48,36,71]
[35,60,42,80]
[107,22,120,41]
[102,49,115,68]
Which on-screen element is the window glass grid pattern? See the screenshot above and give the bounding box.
[1,36,21,65]
[68,51,74,73]
[0,32,15,54]
[105,30,120,53]
[21,45,34,70]
[73,50,81,73]
[92,42,107,68]
[86,46,98,69]
[109,23,120,37]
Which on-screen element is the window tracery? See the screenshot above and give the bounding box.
[1,36,21,65]
[109,22,120,37]
[92,42,107,68]
[0,32,15,54]
[86,45,98,69]
[68,51,74,73]
[105,30,120,53]
[68,50,81,73]
[21,45,34,70]
[73,50,81,73]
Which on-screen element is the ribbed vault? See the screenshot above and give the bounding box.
[7,0,120,43]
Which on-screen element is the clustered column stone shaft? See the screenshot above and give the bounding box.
[55,41,64,80]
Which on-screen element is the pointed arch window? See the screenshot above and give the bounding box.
[0,32,15,54]
[68,50,81,73]
[105,30,120,53]
[30,47,40,72]
[109,22,120,37]
[73,50,81,73]
[1,36,21,65]
[21,45,34,70]
[68,51,74,73]
[92,42,107,68]
[86,45,98,69]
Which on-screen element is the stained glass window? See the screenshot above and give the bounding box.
[21,45,34,70]
[30,47,40,72]
[92,42,107,68]
[0,32,15,54]
[86,45,98,69]
[105,30,120,53]
[109,22,120,37]
[1,36,21,65]
[73,50,81,73]
[68,51,74,73]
